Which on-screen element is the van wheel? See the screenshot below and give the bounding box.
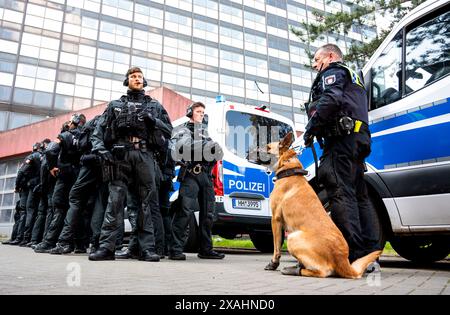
[183,213,199,253]
[249,232,284,253]
[390,236,450,264]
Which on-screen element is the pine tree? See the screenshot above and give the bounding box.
[291,0,427,67]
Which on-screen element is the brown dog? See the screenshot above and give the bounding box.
[264,132,382,278]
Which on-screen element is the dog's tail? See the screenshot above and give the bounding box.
[350,250,383,278]
[334,250,382,279]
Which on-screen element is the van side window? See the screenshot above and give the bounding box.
[405,8,450,93]
[370,32,402,109]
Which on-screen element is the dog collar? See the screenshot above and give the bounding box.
[275,168,308,181]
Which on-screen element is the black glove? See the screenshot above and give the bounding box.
[138,112,156,128]
[303,130,314,147]
[97,150,114,163]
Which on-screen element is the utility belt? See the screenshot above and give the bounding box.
[187,163,207,175]
[322,117,365,137]
[116,136,148,151]
[177,162,210,182]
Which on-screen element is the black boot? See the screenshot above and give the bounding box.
[89,247,115,261]
[198,250,225,259]
[139,250,160,262]
[115,248,139,259]
[34,242,54,253]
[50,243,74,255]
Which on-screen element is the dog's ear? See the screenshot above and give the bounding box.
[280,132,294,150]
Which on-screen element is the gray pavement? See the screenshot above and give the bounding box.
[0,245,449,295]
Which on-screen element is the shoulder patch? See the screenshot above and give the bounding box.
[324,75,336,85]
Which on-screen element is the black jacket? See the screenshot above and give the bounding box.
[306,62,368,134]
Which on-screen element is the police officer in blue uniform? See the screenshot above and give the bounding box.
[303,44,382,263]
[89,67,172,261]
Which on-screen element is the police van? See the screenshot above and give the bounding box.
[297,0,450,263]
[171,96,294,253]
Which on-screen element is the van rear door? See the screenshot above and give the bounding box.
[222,110,293,217]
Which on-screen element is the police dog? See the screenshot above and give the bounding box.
[264,132,382,278]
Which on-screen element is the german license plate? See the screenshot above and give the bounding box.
[232,199,261,210]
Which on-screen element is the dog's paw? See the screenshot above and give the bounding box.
[264,260,280,271]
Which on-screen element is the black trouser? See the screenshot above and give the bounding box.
[31,185,54,243]
[58,165,100,248]
[90,182,109,249]
[170,171,215,255]
[15,189,29,241]
[10,210,21,241]
[318,127,381,262]
[42,169,79,247]
[160,178,173,255]
[22,185,40,242]
[99,149,157,253]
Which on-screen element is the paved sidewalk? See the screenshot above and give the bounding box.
[0,245,449,295]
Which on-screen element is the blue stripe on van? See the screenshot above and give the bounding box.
[370,98,449,133]
[298,99,450,170]
[368,121,450,169]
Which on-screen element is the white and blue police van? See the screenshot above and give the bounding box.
[296,0,450,263]
[170,96,295,253]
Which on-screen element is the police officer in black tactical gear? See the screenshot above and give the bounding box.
[29,138,52,247]
[169,102,224,260]
[34,114,86,253]
[12,142,42,246]
[303,44,382,263]
[50,115,102,254]
[89,66,172,262]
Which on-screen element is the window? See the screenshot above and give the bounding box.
[220,26,243,49]
[225,111,292,165]
[165,12,192,36]
[192,44,218,67]
[245,55,268,78]
[244,33,266,53]
[162,62,190,87]
[220,74,244,97]
[370,32,402,109]
[193,19,218,42]
[99,21,131,47]
[102,0,133,20]
[404,8,450,93]
[20,33,59,62]
[220,50,243,71]
[134,4,163,29]
[193,0,218,20]
[132,29,163,55]
[192,69,218,92]
[219,3,242,26]
[164,37,191,61]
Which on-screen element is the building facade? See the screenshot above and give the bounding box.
[0,0,376,230]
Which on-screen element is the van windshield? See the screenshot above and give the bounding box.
[225,110,293,165]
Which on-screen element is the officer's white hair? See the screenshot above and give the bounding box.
[319,44,343,60]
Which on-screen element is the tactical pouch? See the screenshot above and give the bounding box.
[101,162,114,183]
[112,145,126,161]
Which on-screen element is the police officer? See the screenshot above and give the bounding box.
[11,142,42,246]
[29,138,52,246]
[89,66,172,261]
[50,115,102,254]
[303,44,382,263]
[169,102,224,260]
[34,114,85,253]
